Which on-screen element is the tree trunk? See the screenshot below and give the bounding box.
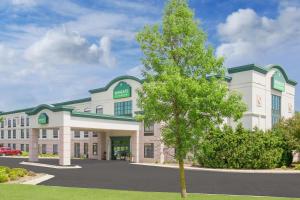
[179,158,187,198]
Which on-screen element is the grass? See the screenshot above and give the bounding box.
[0,184,298,200]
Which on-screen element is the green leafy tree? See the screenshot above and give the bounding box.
[136,0,246,198]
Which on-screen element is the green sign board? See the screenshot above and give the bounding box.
[272,71,285,92]
[113,82,131,99]
[38,113,49,125]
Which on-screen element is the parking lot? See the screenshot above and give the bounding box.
[1,157,300,198]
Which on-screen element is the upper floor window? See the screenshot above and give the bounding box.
[84,108,92,113]
[13,130,16,139]
[1,130,4,139]
[42,129,47,139]
[144,124,154,136]
[21,117,25,127]
[13,119,16,127]
[26,129,30,139]
[114,100,132,117]
[96,105,103,114]
[74,130,80,138]
[21,129,24,139]
[8,119,11,128]
[8,130,11,139]
[0,121,4,128]
[53,129,58,139]
[84,131,89,138]
[26,117,30,126]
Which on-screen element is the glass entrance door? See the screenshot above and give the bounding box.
[111,137,130,160]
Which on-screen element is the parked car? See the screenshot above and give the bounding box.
[0,147,22,156]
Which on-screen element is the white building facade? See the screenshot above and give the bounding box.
[0,64,297,165]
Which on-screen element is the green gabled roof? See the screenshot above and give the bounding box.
[26,104,74,115]
[0,107,35,116]
[71,111,136,122]
[89,75,144,94]
[52,97,91,106]
[228,64,297,86]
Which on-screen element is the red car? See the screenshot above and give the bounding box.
[0,147,22,156]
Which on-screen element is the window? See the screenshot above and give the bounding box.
[84,131,89,138]
[1,121,4,128]
[21,117,25,127]
[42,129,47,139]
[84,108,92,113]
[144,124,154,136]
[114,100,132,116]
[13,119,16,127]
[8,119,11,128]
[74,130,80,138]
[8,143,11,148]
[12,143,16,150]
[41,144,47,154]
[92,132,98,137]
[26,117,30,126]
[53,144,58,155]
[1,130,4,139]
[13,130,16,139]
[144,143,154,158]
[8,130,11,139]
[53,129,58,139]
[92,143,98,155]
[26,129,30,139]
[21,129,24,139]
[20,144,25,151]
[272,95,281,126]
[84,143,88,155]
[96,105,103,114]
[25,144,29,152]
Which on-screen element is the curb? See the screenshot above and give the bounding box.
[22,174,55,185]
[20,161,82,169]
[131,163,300,174]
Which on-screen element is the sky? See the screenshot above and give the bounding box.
[0,0,299,111]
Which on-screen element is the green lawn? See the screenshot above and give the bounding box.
[0,184,298,200]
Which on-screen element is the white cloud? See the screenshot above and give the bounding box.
[0,44,17,68]
[126,65,143,78]
[216,7,300,67]
[24,28,116,68]
[11,0,37,7]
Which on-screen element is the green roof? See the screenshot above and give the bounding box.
[228,64,297,86]
[89,75,143,94]
[52,97,91,106]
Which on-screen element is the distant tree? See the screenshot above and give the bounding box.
[136,0,246,198]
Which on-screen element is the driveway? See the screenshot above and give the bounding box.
[1,157,300,198]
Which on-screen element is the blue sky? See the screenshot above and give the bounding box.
[0,0,299,111]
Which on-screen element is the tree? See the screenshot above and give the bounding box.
[136,0,247,198]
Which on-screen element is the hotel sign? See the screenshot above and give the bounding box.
[272,71,285,92]
[113,82,131,99]
[38,113,49,125]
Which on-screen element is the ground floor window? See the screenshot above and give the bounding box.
[12,143,16,150]
[42,144,47,154]
[74,143,80,158]
[84,143,88,156]
[8,144,11,148]
[25,144,29,152]
[144,143,154,158]
[53,144,58,155]
[20,144,25,151]
[93,143,98,155]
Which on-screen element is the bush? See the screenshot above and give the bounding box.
[196,124,286,169]
[8,171,19,181]
[0,166,10,174]
[0,173,9,183]
[10,168,28,177]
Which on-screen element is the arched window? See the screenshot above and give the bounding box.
[96,105,103,114]
[84,108,92,113]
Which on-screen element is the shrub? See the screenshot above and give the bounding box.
[0,173,9,183]
[10,168,28,177]
[0,166,10,174]
[294,164,300,170]
[8,171,19,181]
[196,124,286,169]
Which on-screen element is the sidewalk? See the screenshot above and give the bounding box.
[132,162,300,174]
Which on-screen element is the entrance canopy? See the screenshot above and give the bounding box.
[25,104,141,166]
